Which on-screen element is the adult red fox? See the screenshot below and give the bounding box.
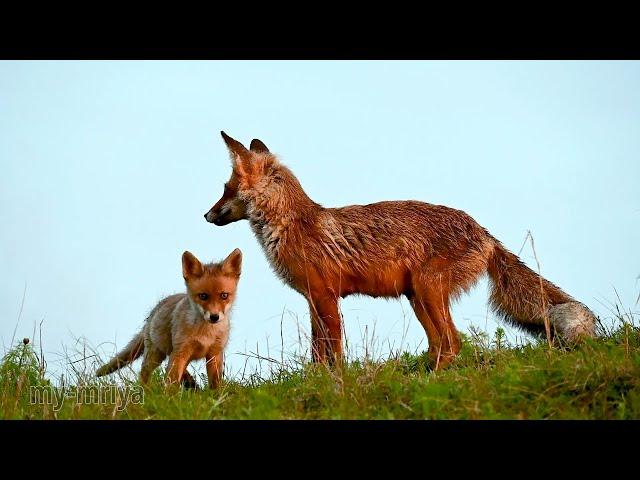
[204,132,595,368]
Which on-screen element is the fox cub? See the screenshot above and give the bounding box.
[96,248,242,389]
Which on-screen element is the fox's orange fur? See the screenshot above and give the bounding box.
[96,249,242,388]
[205,132,595,368]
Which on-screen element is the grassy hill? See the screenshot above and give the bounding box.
[2,314,638,420]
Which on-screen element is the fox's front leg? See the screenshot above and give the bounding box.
[167,349,190,386]
[308,295,343,365]
[309,309,327,363]
[205,350,224,389]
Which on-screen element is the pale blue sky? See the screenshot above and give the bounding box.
[1,61,638,380]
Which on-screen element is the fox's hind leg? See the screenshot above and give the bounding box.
[408,295,441,360]
[181,369,198,389]
[140,346,166,385]
[409,279,461,370]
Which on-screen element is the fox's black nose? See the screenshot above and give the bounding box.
[209,313,220,323]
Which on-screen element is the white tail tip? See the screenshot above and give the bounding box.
[548,302,596,341]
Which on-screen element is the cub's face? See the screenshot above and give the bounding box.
[185,274,238,323]
[182,249,242,324]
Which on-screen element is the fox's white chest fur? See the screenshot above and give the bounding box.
[248,206,294,286]
[158,298,231,356]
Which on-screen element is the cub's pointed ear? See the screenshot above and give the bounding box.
[221,248,242,276]
[182,251,204,280]
[250,138,270,153]
[221,131,253,176]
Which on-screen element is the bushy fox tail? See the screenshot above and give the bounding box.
[486,239,595,341]
[96,331,145,377]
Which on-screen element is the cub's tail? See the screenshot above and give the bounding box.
[96,331,144,377]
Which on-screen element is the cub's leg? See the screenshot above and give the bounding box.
[205,350,224,389]
[140,346,166,385]
[181,369,198,389]
[167,348,191,386]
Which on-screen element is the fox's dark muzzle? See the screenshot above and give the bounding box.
[204,208,232,226]
[209,313,220,323]
[204,209,216,223]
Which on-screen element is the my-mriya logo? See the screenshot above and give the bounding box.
[30,385,144,412]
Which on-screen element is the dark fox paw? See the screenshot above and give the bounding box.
[181,372,199,390]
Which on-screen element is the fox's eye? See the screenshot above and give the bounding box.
[220,292,229,300]
[198,293,209,301]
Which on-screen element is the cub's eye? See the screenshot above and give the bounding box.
[220,292,229,300]
[198,293,209,301]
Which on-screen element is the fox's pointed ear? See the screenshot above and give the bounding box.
[221,131,250,157]
[182,251,204,279]
[250,138,270,153]
[221,131,253,176]
[221,248,242,277]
